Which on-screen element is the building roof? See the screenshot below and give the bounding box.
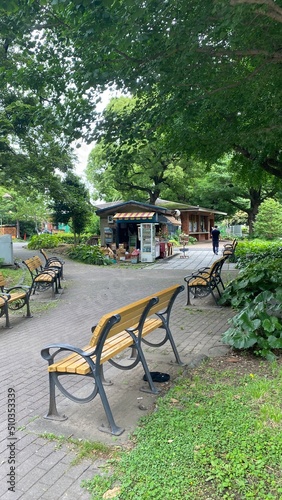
[95,199,227,216]
[95,200,172,216]
[155,199,227,215]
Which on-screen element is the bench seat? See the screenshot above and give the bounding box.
[49,317,163,375]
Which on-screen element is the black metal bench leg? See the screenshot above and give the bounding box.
[4,303,11,328]
[210,288,220,306]
[186,286,192,305]
[95,371,125,435]
[135,345,159,395]
[44,373,67,421]
[164,325,184,365]
[56,274,62,289]
[100,365,113,386]
[25,295,32,318]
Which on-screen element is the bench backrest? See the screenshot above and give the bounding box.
[23,256,44,277]
[90,284,184,347]
[23,257,38,274]
[33,255,44,269]
[206,256,226,277]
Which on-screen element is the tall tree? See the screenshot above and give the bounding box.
[2,0,282,180]
[188,157,282,232]
[0,2,96,188]
[51,172,93,242]
[86,97,196,204]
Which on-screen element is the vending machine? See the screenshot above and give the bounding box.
[140,223,156,263]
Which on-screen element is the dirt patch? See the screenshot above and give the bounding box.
[194,351,282,379]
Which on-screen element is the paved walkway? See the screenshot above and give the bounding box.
[0,242,237,499]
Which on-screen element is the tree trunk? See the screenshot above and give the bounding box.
[247,188,261,234]
[148,191,160,205]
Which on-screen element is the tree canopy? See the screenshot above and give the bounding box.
[1,0,281,194]
[50,172,93,240]
[86,96,196,204]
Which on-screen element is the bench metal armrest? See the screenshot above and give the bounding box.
[5,285,30,294]
[184,271,209,282]
[184,275,192,283]
[197,266,210,273]
[41,343,96,365]
[0,292,11,301]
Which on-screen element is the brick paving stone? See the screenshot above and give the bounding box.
[0,242,237,499]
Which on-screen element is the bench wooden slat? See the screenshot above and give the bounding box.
[49,317,164,375]
[90,285,178,345]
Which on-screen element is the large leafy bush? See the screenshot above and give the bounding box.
[66,244,112,266]
[220,254,282,359]
[235,240,282,266]
[28,234,61,249]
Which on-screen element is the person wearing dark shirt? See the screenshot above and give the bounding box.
[211,226,220,255]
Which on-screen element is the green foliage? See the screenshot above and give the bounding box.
[84,213,100,235]
[28,234,61,250]
[222,290,282,360]
[39,432,111,466]
[87,96,195,204]
[235,240,282,267]
[27,232,95,249]
[220,253,282,359]
[3,0,281,186]
[83,361,282,499]
[253,199,282,240]
[50,172,93,239]
[66,244,112,266]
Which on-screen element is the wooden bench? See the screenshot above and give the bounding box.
[223,239,237,259]
[41,284,184,435]
[184,256,227,306]
[40,249,65,279]
[0,271,32,328]
[22,256,61,298]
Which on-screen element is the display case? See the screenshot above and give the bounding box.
[140,223,156,263]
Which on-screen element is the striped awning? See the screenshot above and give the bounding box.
[113,212,155,220]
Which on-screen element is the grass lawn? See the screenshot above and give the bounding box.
[82,354,282,500]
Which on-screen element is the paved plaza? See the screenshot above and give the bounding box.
[0,242,237,499]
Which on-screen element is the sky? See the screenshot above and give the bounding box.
[73,88,123,177]
[74,142,94,177]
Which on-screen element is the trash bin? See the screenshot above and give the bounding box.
[131,249,140,264]
[160,242,166,259]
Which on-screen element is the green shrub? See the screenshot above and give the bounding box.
[234,239,282,267]
[220,254,282,359]
[253,198,282,239]
[66,244,112,266]
[188,236,197,244]
[28,234,61,249]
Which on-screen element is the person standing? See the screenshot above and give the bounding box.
[211,225,220,255]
